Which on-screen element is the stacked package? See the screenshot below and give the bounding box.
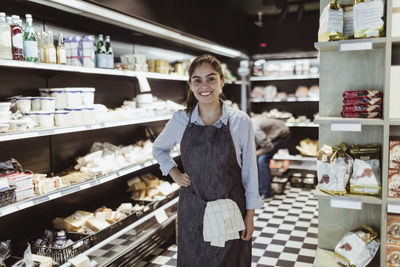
[388,138,400,197]
[342,90,382,118]
[387,214,400,266]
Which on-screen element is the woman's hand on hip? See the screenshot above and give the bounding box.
[169,167,191,187]
[241,210,255,241]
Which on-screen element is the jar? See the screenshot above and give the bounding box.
[40,97,56,111]
[65,88,83,108]
[54,110,69,127]
[81,88,95,106]
[15,97,32,113]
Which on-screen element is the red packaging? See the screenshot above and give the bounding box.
[343,90,382,99]
[342,105,382,112]
[343,97,382,106]
[341,111,382,118]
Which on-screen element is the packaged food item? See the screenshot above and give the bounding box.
[0,240,11,267]
[350,143,381,160]
[334,225,379,267]
[389,169,400,197]
[354,0,385,39]
[387,244,400,267]
[341,111,382,118]
[343,90,382,99]
[343,5,354,39]
[390,138,400,169]
[343,97,382,106]
[387,214,400,245]
[295,86,308,98]
[342,105,381,113]
[251,87,264,99]
[318,0,343,42]
[350,159,381,195]
[296,138,318,157]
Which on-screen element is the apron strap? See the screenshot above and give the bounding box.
[223,117,230,132]
[187,111,193,127]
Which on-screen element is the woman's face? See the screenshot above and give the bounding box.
[190,63,224,105]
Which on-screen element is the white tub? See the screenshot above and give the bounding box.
[54,110,69,127]
[31,97,42,111]
[66,108,83,126]
[40,97,56,111]
[16,185,34,201]
[24,112,40,126]
[9,120,28,131]
[0,123,9,132]
[82,88,95,106]
[0,111,11,123]
[38,88,51,97]
[82,107,96,124]
[0,102,11,112]
[37,111,54,128]
[66,88,83,108]
[15,97,32,113]
[50,88,68,109]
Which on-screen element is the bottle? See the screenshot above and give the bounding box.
[105,35,114,69]
[46,31,56,64]
[23,14,38,62]
[0,12,12,59]
[41,32,48,63]
[57,33,66,64]
[36,32,44,62]
[10,15,24,60]
[95,34,106,68]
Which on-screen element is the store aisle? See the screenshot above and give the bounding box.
[138,186,318,267]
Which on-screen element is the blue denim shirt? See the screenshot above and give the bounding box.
[153,100,263,210]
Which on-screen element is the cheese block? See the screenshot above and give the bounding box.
[146,188,160,197]
[85,218,110,232]
[32,254,53,267]
[127,176,142,187]
[117,203,133,214]
[132,181,147,190]
[53,217,80,232]
[141,174,159,188]
[64,210,93,228]
[131,189,146,200]
[94,211,111,221]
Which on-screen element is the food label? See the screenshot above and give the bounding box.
[49,48,56,63]
[12,33,23,49]
[343,10,354,37]
[59,48,66,64]
[354,1,384,34]
[23,40,38,58]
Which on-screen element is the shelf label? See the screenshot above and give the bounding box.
[155,208,168,224]
[18,201,34,210]
[80,184,91,190]
[331,122,361,132]
[136,72,152,92]
[1,205,18,216]
[388,202,400,214]
[100,174,118,184]
[340,41,372,51]
[330,197,363,210]
[48,192,62,200]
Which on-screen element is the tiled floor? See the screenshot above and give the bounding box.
[138,186,318,267]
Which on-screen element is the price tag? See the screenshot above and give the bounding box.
[80,184,91,190]
[154,208,168,224]
[340,41,373,51]
[331,122,361,132]
[48,192,62,200]
[18,201,34,210]
[54,128,68,134]
[1,205,18,216]
[388,202,400,214]
[136,72,152,92]
[330,197,363,210]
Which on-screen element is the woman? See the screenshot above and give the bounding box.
[153,54,263,266]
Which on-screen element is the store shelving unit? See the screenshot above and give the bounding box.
[313,1,395,266]
[251,97,319,103]
[250,73,319,81]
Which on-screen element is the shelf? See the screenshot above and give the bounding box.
[0,115,172,142]
[251,97,319,103]
[315,38,387,52]
[0,152,180,217]
[390,119,400,126]
[285,122,319,128]
[393,37,400,45]
[250,74,319,81]
[313,248,341,267]
[315,117,384,125]
[273,155,317,161]
[314,188,382,205]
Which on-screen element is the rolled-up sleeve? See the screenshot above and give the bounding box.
[240,118,264,210]
[153,112,181,176]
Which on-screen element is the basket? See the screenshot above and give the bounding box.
[0,186,16,208]
[30,232,91,265]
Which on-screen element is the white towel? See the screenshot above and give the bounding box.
[203,199,245,247]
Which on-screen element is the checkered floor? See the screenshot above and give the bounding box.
[138,186,318,267]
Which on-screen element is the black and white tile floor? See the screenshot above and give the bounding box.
[138,186,318,267]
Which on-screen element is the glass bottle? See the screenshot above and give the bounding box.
[0,12,12,60]
[36,32,43,62]
[57,33,66,64]
[95,34,106,68]
[46,31,56,64]
[23,14,38,62]
[41,32,49,63]
[105,35,114,69]
[11,15,24,60]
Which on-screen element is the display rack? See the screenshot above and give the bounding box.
[313,1,395,266]
[250,73,319,81]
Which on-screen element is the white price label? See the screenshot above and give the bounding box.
[18,201,34,210]
[388,202,400,214]
[154,208,168,224]
[54,128,68,134]
[330,196,363,210]
[340,41,373,51]
[48,192,62,200]
[80,184,91,190]
[1,205,18,216]
[331,122,361,132]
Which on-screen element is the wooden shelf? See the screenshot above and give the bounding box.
[315,38,387,52]
[250,74,319,81]
[315,117,385,125]
[314,188,382,205]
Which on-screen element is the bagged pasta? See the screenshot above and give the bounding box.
[354,0,385,38]
[317,143,353,195]
[334,225,380,267]
[318,0,343,42]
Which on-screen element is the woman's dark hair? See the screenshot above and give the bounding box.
[184,54,225,114]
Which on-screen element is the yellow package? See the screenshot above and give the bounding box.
[354,0,385,38]
[318,0,343,42]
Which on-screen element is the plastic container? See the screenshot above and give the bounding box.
[38,88,51,97]
[7,173,33,188]
[65,88,83,108]
[31,97,42,111]
[0,102,11,112]
[40,97,56,111]
[37,111,54,128]
[15,185,34,201]
[54,110,69,127]
[66,108,83,126]
[9,120,28,131]
[50,88,67,109]
[82,107,95,124]
[0,111,11,123]
[0,186,16,207]
[0,123,9,132]
[15,97,31,113]
[136,93,153,107]
[81,88,95,106]
[24,112,40,126]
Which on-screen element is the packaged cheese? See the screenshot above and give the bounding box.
[141,173,159,188]
[127,176,142,187]
[318,0,343,42]
[354,0,385,38]
[64,210,93,228]
[85,218,110,232]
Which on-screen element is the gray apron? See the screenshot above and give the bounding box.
[177,113,252,267]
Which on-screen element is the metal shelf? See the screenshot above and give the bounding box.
[250,74,319,81]
[251,97,319,103]
[0,115,172,142]
[0,152,180,217]
[314,188,382,205]
[315,117,384,126]
[314,38,387,52]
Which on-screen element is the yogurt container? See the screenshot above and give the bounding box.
[65,88,83,108]
[66,108,83,126]
[9,120,28,131]
[54,110,69,127]
[82,107,96,124]
[38,88,51,97]
[50,88,68,109]
[81,88,95,106]
[0,123,9,132]
[0,102,11,112]
[31,97,42,111]
[37,111,54,128]
[15,97,32,113]
[0,111,11,123]
[40,97,56,111]
[24,112,40,126]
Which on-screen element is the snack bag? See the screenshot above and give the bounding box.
[343,6,354,39]
[318,0,343,42]
[354,0,385,38]
[334,225,379,267]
